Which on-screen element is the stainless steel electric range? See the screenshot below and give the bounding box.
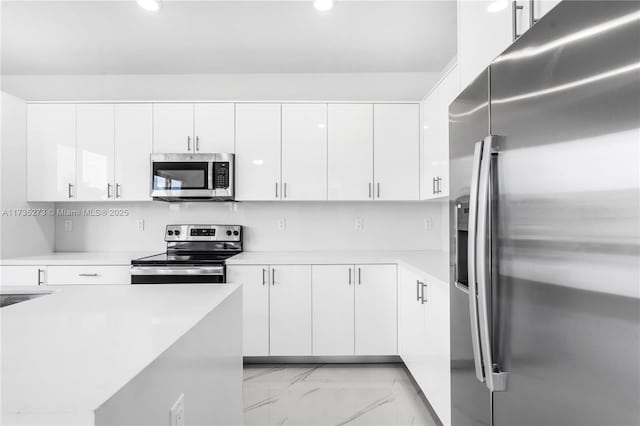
[130,224,242,284]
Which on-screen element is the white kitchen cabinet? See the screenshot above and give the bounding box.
[398,266,425,367]
[269,265,312,356]
[373,104,420,200]
[227,265,270,356]
[533,0,561,22]
[46,265,130,285]
[235,104,282,201]
[194,103,235,153]
[152,103,194,153]
[281,104,327,200]
[422,65,459,200]
[76,104,115,201]
[354,264,397,355]
[27,104,77,201]
[312,265,355,355]
[0,266,47,286]
[458,0,531,89]
[114,104,152,201]
[328,104,374,201]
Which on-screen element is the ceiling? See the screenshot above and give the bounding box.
[1,0,457,75]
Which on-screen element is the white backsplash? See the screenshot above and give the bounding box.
[54,201,445,253]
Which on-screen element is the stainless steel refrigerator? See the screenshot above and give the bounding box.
[449,2,640,425]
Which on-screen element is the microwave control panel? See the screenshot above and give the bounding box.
[213,162,230,189]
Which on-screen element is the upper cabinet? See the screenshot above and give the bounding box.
[27,104,77,201]
[328,104,374,201]
[153,103,235,153]
[76,104,115,201]
[281,104,328,201]
[235,103,282,201]
[114,104,152,201]
[373,104,420,201]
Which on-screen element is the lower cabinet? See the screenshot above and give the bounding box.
[0,265,47,286]
[399,266,451,426]
[312,264,397,356]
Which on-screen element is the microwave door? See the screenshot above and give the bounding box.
[151,161,213,199]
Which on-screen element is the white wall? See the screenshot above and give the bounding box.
[1,72,440,102]
[54,201,443,253]
[0,92,55,258]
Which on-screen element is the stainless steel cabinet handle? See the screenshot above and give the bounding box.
[195,136,200,151]
[468,141,485,384]
[376,183,380,198]
[271,268,275,286]
[512,1,524,40]
[68,183,73,199]
[187,136,191,151]
[421,282,427,304]
[529,0,537,26]
[358,267,361,285]
[79,273,99,277]
[37,268,45,285]
[348,267,352,285]
[416,280,421,301]
[368,182,372,199]
[262,268,267,286]
[476,135,508,392]
[284,182,287,199]
[432,177,436,195]
[275,182,279,199]
[107,183,112,198]
[116,183,122,198]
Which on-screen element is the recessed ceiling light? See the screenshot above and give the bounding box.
[314,0,334,12]
[137,0,160,12]
[487,0,508,13]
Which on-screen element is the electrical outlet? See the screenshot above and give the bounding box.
[170,394,185,426]
[278,218,286,231]
[424,217,433,231]
[64,220,73,232]
[354,217,363,231]
[136,219,145,232]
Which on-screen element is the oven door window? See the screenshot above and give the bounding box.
[152,162,209,190]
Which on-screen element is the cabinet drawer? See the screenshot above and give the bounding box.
[47,266,130,285]
[1,266,47,286]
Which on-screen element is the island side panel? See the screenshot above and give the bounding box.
[94,287,243,426]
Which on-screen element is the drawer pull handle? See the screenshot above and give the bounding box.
[79,273,99,277]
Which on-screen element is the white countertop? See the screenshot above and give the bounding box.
[0,251,155,266]
[226,250,450,283]
[1,284,241,418]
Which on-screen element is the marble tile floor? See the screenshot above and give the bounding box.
[243,363,438,426]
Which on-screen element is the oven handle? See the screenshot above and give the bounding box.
[130,266,224,276]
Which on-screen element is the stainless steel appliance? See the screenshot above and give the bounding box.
[450,2,640,425]
[131,225,242,284]
[150,153,234,201]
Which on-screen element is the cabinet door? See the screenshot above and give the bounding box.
[227,265,270,356]
[114,104,152,201]
[269,265,312,356]
[193,103,235,153]
[312,265,354,355]
[27,104,76,201]
[435,65,460,199]
[458,0,513,89]
[420,91,439,200]
[152,103,194,153]
[76,104,115,201]
[422,278,451,426]
[534,0,561,20]
[373,104,419,200]
[354,264,397,355]
[327,104,373,200]
[398,266,423,370]
[281,104,327,200]
[0,266,47,286]
[235,104,282,201]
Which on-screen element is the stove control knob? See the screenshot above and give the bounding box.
[226,230,232,236]
[167,230,174,236]
[233,230,239,236]
[174,230,180,236]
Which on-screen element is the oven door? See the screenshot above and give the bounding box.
[130,265,225,284]
[150,155,213,199]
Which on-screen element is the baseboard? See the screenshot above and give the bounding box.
[243,355,402,364]
[400,363,444,426]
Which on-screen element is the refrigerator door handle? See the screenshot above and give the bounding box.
[476,135,509,392]
[468,140,486,384]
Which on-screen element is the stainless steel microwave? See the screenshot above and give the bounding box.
[150,153,234,202]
